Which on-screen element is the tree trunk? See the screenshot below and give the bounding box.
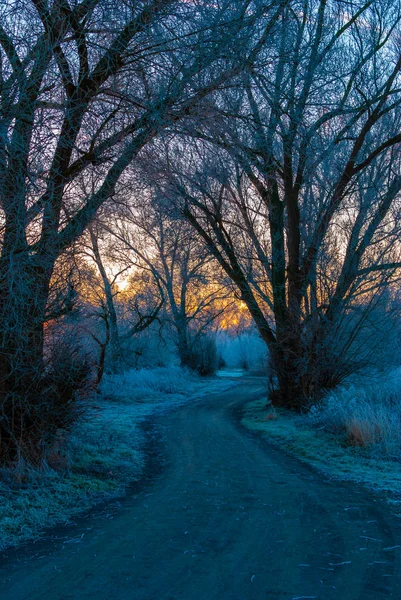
[268,329,305,410]
[95,320,111,387]
[0,252,52,463]
[90,229,122,374]
[176,325,194,369]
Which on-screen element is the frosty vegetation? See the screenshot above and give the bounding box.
[0,366,234,550]
[308,369,401,457]
[0,0,401,484]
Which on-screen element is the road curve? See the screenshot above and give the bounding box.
[1,377,401,599]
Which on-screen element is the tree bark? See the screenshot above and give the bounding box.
[0,251,52,463]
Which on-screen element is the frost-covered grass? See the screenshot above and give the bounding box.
[101,365,208,402]
[0,367,232,551]
[306,369,401,458]
[242,371,401,507]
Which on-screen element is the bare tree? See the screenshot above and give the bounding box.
[84,224,163,379]
[148,0,401,407]
[0,0,286,462]
[106,200,230,372]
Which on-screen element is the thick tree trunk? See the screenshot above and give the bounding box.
[269,321,345,411]
[0,252,52,463]
[269,329,306,410]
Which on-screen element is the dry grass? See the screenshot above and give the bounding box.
[307,369,401,458]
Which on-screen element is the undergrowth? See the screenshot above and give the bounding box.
[306,368,401,459]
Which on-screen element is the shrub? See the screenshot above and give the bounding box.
[41,342,91,421]
[0,333,93,467]
[194,335,219,375]
[18,342,91,466]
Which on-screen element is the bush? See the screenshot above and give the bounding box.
[190,334,219,376]
[21,342,91,466]
[41,342,92,430]
[116,326,174,370]
[0,334,93,467]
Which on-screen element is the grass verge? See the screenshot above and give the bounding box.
[242,397,401,510]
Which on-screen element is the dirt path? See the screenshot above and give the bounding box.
[1,378,401,599]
